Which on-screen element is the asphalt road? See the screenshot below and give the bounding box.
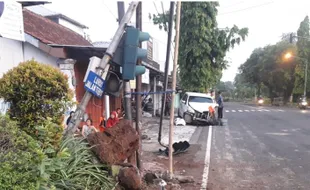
[204,102,310,190]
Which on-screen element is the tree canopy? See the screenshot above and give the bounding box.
[237,40,297,103]
[236,15,310,103]
[295,16,310,94]
[150,2,248,92]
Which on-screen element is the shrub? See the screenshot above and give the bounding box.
[35,118,64,156]
[0,116,45,190]
[0,59,72,135]
[42,136,116,190]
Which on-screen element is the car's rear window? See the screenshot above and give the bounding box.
[188,96,213,103]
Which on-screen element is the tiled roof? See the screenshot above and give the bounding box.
[23,9,92,46]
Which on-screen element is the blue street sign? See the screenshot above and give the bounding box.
[84,71,105,98]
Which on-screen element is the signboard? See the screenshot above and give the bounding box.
[0,0,25,41]
[147,38,153,60]
[84,71,105,98]
[84,56,101,82]
[142,68,149,84]
[59,63,74,70]
[130,79,136,90]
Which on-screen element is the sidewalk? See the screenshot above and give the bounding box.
[140,116,202,190]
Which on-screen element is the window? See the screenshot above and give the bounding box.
[188,96,213,103]
[181,94,188,102]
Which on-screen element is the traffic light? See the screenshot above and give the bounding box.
[290,33,293,43]
[160,141,191,156]
[104,70,123,97]
[122,26,150,80]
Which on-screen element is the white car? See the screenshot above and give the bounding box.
[178,92,218,124]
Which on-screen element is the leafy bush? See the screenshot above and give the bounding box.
[0,59,72,135]
[0,116,45,190]
[35,118,64,156]
[41,136,116,190]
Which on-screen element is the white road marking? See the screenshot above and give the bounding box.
[232,110,236,112]
[263,109,270,112]
[265,132,290,136]
[278,109,284,112]
[238,110,243,112]
[225,110,230,113]
[245,110,250,112]
[200,126,213,190]
[258,110,263,112]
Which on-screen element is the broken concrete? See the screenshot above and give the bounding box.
[87,119,139,165]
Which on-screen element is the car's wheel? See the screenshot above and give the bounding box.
[183,113,192,124]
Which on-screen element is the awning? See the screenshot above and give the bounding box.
[49,44,162,74]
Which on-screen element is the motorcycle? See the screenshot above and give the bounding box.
[298,98,308,110]
[257,98,264,106]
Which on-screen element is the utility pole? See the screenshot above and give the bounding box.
[168,1,181,177]
[135,2,142,170]
[117,2,132,120]
[304,61,308,97]
[65,2,139,136]
[158,2,175,147]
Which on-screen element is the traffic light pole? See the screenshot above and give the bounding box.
[117,2,132,121]
[304,61,308,97]
[65,2,139,136]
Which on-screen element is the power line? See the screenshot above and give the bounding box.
[221,1,245,9]
[219,1,274,15]
[102,0,118,21]
[153,1,160,15]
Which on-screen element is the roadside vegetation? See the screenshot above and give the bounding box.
[235,16,310,103]
[149,2,249,92]
[0,60,115,190]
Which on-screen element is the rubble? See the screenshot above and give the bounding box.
[118,166,142,190]
[87,119,139,165]
[144,172,158,184]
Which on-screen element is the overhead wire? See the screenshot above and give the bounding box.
[219,1,274,15]
[102,0,118,21]
[221,1,245,8]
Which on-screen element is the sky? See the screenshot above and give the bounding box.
[43,0,310,82]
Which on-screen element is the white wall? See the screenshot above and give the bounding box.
[58,18,84,36]
[0,37,24,78]
[23,43,58,67]
[0,37,76,115]
[0,37,23,113]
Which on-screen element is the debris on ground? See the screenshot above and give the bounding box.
[143,169,195,190]
[174,117,186,126]
[118,165,142,190]
[144,172,157,184]
[87,119,139,165]
[141,134,149,140]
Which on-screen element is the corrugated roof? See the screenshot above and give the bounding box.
[23,9,92,46]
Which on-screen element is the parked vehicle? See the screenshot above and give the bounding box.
[298,97,308,110]
[178,92,218,124]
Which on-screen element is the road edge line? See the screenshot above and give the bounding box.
[200,125,213,190]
